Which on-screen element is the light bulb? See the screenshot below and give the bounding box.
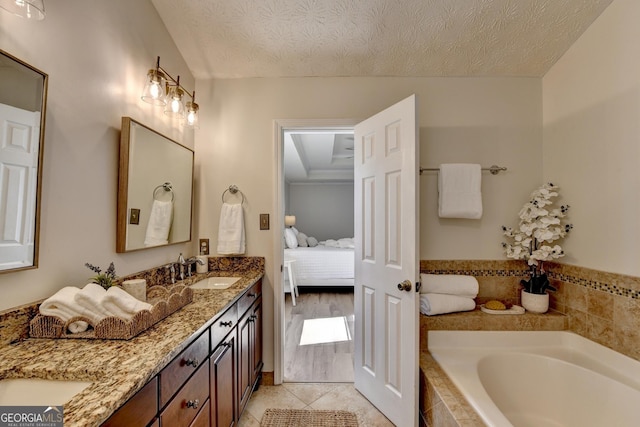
[149,83,161,100]
[187,110,196,125]
[170,98,181,113]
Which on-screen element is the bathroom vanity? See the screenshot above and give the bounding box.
[0,266,263,427]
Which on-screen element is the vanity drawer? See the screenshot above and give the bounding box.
[160,362,210,427]
[210,304,237,350]
[237,280,261,318]
[101,376,157,427]
[159,331,209,407]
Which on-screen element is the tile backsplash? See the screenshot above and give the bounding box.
[421,260,640,362]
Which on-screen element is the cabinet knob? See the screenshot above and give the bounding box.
[220,321,233,327]
[186,399,199,409]
[248,293,257,298]
[185,358,199,368]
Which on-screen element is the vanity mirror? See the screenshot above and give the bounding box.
[0,49,48,273]
[116,117,194,252]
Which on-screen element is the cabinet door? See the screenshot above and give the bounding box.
[101,377,158,427]
[251,297,263,382]
[237,309,252,419]
[211,334,236,427]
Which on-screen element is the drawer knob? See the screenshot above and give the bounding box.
[248,293,257,298]
[186,399,199,409]
[220,321,233,327]
[185,358,199,368]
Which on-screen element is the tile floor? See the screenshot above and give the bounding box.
[238,383,395,426]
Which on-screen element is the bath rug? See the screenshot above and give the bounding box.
[260,408,359,426]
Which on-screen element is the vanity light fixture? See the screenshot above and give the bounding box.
[141,56,199,128]
[0,0,45,20]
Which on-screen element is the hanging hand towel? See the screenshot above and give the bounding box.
[420,293,476,316]
[144,199,173,247]
[217,202,246,255]
[438,163,483,219]
[420,274,479,298]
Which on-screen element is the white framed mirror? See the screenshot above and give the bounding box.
[116,117,194,252]
[0,49,48,273]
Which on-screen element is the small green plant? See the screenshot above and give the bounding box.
[85,262,117,290]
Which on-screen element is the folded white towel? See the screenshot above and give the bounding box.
[438,163,483,219]
[144,199,173,247]
[39,286,89,322]
[420,274,479,298]
[420,294,476,316]
[103,286,152,320]
[217,203,245,255]
[74,283,114,324]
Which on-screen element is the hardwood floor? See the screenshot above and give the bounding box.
[284,289,354,383]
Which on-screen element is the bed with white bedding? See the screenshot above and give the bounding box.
[284,244,355,287]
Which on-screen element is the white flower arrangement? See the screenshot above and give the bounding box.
[502,183,573,294]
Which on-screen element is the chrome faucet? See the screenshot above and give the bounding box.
[185,256,205,277]
[177,253,186,281]
[164,263,176,284]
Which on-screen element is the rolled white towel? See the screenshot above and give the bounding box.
[74,283,114,324]
[103,286,152,320]
[420,293,476,316]
[420,274,479,298]
[39,286,87,321]
[67,321,89,334]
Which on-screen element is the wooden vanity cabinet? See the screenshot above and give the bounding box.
[101,279,262,427]
[236,282,263,420]
[210,333,236,427]
[101,376,158,427]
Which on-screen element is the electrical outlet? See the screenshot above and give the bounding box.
[199,238,210,255]
[260,213,270,230]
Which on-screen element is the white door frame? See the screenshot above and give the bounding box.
[272,118,359,385]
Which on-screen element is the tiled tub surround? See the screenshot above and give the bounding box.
[419,259,640,427]
[0,257,264,426]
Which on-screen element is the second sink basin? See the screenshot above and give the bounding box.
[191,276,241,290]
[0,378,93,406]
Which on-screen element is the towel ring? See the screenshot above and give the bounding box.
[153,182,174,202]
[222,184,245,205]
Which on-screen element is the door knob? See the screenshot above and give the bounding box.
[397,280,412,292]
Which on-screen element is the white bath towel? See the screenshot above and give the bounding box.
[144,199,173,247]
[438,163,483,219]
[420,274,479,298]
[67,321,89,334]
[74,283,114,324]
[40,286,89,322]
[103,286,152,320]
[420,294,476,316]
[217,202,246,255]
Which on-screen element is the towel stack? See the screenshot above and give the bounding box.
[39,283,152,333]
[419,274,478,316]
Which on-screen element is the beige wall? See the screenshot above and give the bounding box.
[0,1,196,310]
[543,0,640,277]
[195,76,542,371]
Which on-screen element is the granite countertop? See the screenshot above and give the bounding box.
[0,269,263,427]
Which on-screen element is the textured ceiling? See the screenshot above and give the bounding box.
[151,0,613,79]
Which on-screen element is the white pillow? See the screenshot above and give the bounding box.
[284,228,298,248]
[291,226,299,235]
[307,236,318,247]
[297,232,308,247]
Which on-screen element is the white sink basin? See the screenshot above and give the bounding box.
[191,276,241,290]
[0,378,92,406]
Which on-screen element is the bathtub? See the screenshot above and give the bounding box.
[428,331,640,427]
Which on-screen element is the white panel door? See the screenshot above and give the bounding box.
[0,103,40,269]
[354,95,419,426]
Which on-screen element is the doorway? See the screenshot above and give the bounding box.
[274,119,358,385]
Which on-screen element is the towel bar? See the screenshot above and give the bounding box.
[221,184,245,205]
[419,164,507,175]
[153,182,174,202]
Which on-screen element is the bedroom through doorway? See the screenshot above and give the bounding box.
[282,127,356,383]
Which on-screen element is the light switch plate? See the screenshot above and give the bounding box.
[199,238,210,255]
[260,214,269,230]
[129,208,140,225]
